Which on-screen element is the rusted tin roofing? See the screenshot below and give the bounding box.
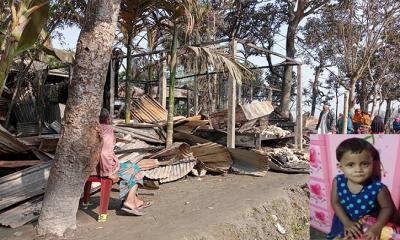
[0,126,30,155]
[131,95,168,123]
[191,142,232,174]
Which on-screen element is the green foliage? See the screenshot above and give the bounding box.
[15,0,50,54]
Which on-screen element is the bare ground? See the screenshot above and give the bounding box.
[0,172,309,240]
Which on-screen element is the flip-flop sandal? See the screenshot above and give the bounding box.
[138,200,154,210]
[121,206,144,216]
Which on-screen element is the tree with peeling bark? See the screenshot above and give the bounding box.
[36,0,121,237]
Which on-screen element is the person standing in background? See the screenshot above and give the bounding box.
[316,104,335,134]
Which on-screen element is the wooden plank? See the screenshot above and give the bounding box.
[0,182,101,228]
[0,160,43,168]
[0,125,29,154]
[0,161,52,211]
[116,123,165,128]
[38,138,59,153]
[115,146,164,154]
[112,126,164,143]
[0,195,43,228]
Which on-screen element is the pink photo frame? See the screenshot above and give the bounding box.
[310,134,400,234]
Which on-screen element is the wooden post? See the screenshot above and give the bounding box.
[237,82,242,105]
[159,53,167,109]
[227,39,237,149]
[186,87,190,117]
[109,60,115,120]
[295,65,303,150]
[268,88,273,101]
[342,91,349,134]
[194,60,199,115]
[250,83,253,102]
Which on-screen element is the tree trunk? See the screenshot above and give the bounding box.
[359,78,368,112]
[310,66,321,116]
[378,100,383,115]
[37,0,121,237]
[384,99,391,133]
[370,84,379,119]
[166,24,178,147]
[125,33,133,123]
[348,77,357,111]
[281,23,296,117]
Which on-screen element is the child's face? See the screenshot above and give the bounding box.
[338,150,374,184]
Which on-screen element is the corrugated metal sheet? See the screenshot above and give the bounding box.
[149,142,194,163]
[228,148,268,177]
[14,87,37,123]
[131,95,167,123]
[16,122,54,137]
[239,101,274,121]
[0,97,9,121]
[191,142,232,173]
[142,159,196,183]
[43,103,61,124]
[0,125,30,154]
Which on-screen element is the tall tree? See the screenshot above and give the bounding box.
[276,0,329,117]
[300,16,335,116]
[37,0,121,237]
[323,0,400,111]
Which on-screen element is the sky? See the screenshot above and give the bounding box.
[52,24,398,120]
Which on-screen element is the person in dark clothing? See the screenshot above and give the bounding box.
[394,117,400,133]
[371,116,384,134]
[316,104,335,134]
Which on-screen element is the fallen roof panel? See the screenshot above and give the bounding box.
[0,125,30,155]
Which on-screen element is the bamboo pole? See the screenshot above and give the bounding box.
[159,53,167,109]
[166,24,179,147]
[125,34,133,123]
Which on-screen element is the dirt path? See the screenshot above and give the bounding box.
[1,173,309,240]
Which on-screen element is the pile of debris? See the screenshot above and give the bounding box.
[0,95,309,229]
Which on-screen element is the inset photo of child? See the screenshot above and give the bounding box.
[309,134,400,240]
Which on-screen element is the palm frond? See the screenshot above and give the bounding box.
[184,46,249,84]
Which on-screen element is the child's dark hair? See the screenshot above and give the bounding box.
[336,138,381,180]
[336,138,380,163]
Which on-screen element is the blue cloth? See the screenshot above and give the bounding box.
[337,115,353,134]
[327,174,383,239]
[394,120,400,132]
[118,161,143,199]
